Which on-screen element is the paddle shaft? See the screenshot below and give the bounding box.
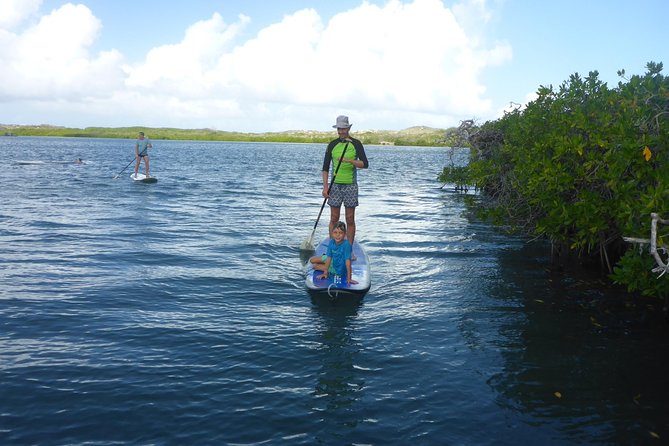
[307,142,350,240]
[113,150,148,179]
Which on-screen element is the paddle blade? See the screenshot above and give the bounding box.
[299,247,314,266]
[300,237,314,252]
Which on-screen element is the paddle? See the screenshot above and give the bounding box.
[113,150,147,179]
[300,141,349,253]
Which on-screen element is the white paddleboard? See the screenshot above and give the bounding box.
[131,173,158,183]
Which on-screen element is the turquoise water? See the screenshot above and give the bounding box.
[1,137,667,444]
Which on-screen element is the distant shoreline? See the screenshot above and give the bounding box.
[0,124,462,147]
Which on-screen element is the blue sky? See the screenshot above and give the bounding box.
[1,0,667,132]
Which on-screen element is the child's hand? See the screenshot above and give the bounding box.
[317,273,328,280]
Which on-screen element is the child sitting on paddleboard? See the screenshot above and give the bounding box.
[309,221,358,284]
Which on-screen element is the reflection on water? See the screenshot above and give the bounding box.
[310,297,365,442]
[485,242,669,444]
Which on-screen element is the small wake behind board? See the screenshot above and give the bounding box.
[131,173,158,183]
[305,238,371,299]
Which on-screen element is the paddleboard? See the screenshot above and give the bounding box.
[305,238,371,298]
[17,160,83,165]
[131,173,158,183]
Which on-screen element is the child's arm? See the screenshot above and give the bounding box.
[346,259,358,284]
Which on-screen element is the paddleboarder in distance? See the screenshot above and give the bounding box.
[321,115,369,253]
[134,131,153,178]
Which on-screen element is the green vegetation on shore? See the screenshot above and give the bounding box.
[440,62,669,299]
[1,124,462,147]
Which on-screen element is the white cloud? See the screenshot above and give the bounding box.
[0,0,41,29]
[0,3,125,100]
[125,12,250,95]
[0,0,512,131]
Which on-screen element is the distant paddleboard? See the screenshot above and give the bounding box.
[131,173,158,183]
[17,159,83,166]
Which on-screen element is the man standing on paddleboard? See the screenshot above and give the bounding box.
[321,115,369,249]
[134,131,153,178]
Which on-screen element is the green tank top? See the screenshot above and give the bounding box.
[332,141,355,184]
